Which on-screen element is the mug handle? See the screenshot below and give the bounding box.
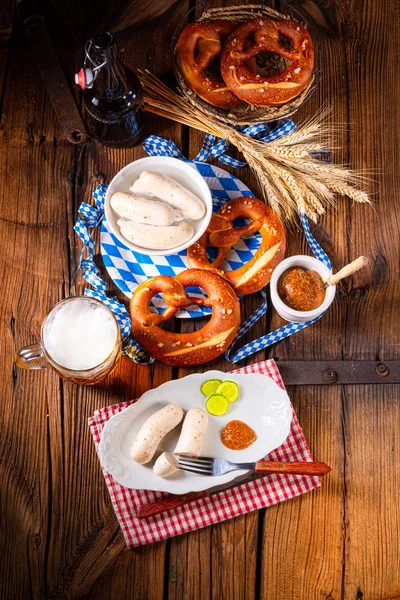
[15,344,48,370]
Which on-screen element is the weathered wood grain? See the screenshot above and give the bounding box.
[343,384,400,599]
[336,1,400,598]
[0,23,74,600]
[111,0,180,32]
[0,0,399,599]
[43,4,190,600]
[254,3,349,596]
[260,386,344,599]
[167,529,212,600]
[342,0,400,361]
[170,7,266,598]
[0,0,14,101]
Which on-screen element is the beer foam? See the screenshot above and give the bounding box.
[43,298,118,370]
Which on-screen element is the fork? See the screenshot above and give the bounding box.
[178,456,331,477]
[137,457,331,518]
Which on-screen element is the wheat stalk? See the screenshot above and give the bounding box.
[138,69,371,225]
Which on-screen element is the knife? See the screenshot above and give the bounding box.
[137,461,330,518]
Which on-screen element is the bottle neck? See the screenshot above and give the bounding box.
[89,33,129,100]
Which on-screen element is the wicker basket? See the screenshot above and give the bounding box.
[172,3,319,126]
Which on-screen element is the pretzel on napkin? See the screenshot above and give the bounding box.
[220,17,314,106]
[187,197,286,296]
[130,269,240,366]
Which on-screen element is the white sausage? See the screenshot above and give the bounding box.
[153,452,180,478]
[174,407,208,457]
[110,192,184,226]
[117,219,194,250]
[131,404,184,464]
[130,171,206,220]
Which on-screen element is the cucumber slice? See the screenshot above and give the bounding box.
[205,394,229,416]
[201,379,222,397]
[215,381,240,403]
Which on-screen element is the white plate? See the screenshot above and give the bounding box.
[99,370,292,494]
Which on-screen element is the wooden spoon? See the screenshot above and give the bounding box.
[322,256,368,289]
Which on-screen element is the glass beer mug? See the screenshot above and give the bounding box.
[15,297,122,385]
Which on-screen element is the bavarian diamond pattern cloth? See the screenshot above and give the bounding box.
[100,160,256,318]
[191,120,296,168]
[225,213,331,363]
[74,125,333,364]
[74,184,154,364]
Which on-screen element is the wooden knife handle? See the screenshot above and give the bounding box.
[137,490,208,519]
[327,256,368,286]
[255,461,331,476]
[138,463,331,518]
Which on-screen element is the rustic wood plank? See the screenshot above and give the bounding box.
[170,1,265,596]
[256,2,350,597]
[168,529,212,600]
[111,0,180,32]
[342,384,400,599]
[211,514,258,600]
[343,0,400,360]
[43,5,190,599]
[0,0,14,101]
[339,1,400,598]
[0,21,75,600]
[1,0,399,598]
[263,0,400,598]
[260,386,344,599]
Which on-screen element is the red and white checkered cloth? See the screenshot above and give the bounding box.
[89,359,320,547]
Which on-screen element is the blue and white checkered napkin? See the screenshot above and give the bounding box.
[74,121,332,364]
[226,212,331,362]
[193,119,296,167]
[74,185,154,363]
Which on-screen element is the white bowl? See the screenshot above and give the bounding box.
[270,255,335,323]
[104,156,213,256]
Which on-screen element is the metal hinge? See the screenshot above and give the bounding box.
[275,361,400,385]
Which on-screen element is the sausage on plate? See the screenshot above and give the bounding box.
[153,452,180,478]
[131,404,184,464]
[174,407,208,457]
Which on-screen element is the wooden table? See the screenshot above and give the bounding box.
[1,1,399,598]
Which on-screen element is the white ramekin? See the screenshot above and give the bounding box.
[270,255,336,323]
[104,156,213,256]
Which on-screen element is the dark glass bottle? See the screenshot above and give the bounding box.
[83,31,143,148]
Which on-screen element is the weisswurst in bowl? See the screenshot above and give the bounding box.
[105,156,213,256]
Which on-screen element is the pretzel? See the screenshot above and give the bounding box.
[187,197,286,295]
[130,269,240,366]
[220,18,314,106]
[175,20,242,108]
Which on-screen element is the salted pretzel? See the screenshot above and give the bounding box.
[175,20,242,108]
[220,18,314,106]
[130,269,240,366]
[187,197,286,296]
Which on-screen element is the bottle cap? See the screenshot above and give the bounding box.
[75,68,94,89]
